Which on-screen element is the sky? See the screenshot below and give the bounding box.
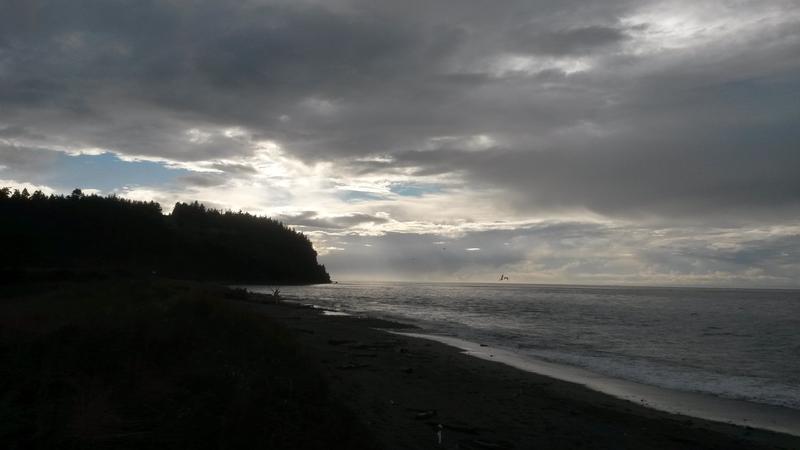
[1,0,799,286]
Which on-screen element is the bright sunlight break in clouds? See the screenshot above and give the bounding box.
[1,0,799,286]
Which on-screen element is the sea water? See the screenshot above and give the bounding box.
[246,282,800,428]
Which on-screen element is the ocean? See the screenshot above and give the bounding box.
[245,281,800,430]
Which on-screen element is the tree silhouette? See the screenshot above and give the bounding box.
[0,187,330,284]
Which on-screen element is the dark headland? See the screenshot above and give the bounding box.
[2,190,799,449]
[0,188,330,285]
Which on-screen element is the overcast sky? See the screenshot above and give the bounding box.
[1,0,799,286]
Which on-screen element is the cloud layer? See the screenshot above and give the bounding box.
[1,0,799,285]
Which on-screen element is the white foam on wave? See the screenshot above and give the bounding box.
[521,348,800,411]
[390,331,800,437]
[247,281,800,435]
[321,310,351,316]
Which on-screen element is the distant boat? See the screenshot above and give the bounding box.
[499,273,509,281]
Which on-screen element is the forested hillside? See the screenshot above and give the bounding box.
[0,188,330,284]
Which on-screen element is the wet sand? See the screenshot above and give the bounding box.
[394,332,800,437]
[240,299,800,449]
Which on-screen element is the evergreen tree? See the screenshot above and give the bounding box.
[0,187,330,284]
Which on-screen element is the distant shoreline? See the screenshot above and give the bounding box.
[314,279,800,292]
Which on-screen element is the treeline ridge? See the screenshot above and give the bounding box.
[0,187,330,284]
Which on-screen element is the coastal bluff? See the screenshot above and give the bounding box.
[0,187,330,284]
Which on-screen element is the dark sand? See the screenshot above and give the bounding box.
[239,299,800,450]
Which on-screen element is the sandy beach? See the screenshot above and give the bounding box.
[240,298,800,450]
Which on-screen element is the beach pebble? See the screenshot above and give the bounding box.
[415,410,437,420]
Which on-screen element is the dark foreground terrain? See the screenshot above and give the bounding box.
[0,279,371,449]
[2,278,799,449]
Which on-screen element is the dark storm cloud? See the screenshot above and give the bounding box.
[1,0,799,224]
[634,231,800,285]
[0,143,60,175]
[379,73,800,221]
[0,125,44,140]
[509,25,631,55]
[0,0,409,159]
[205,162,259,175]
[276,211,389,230]
[0,0,628,157]
[178,172,229,188]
